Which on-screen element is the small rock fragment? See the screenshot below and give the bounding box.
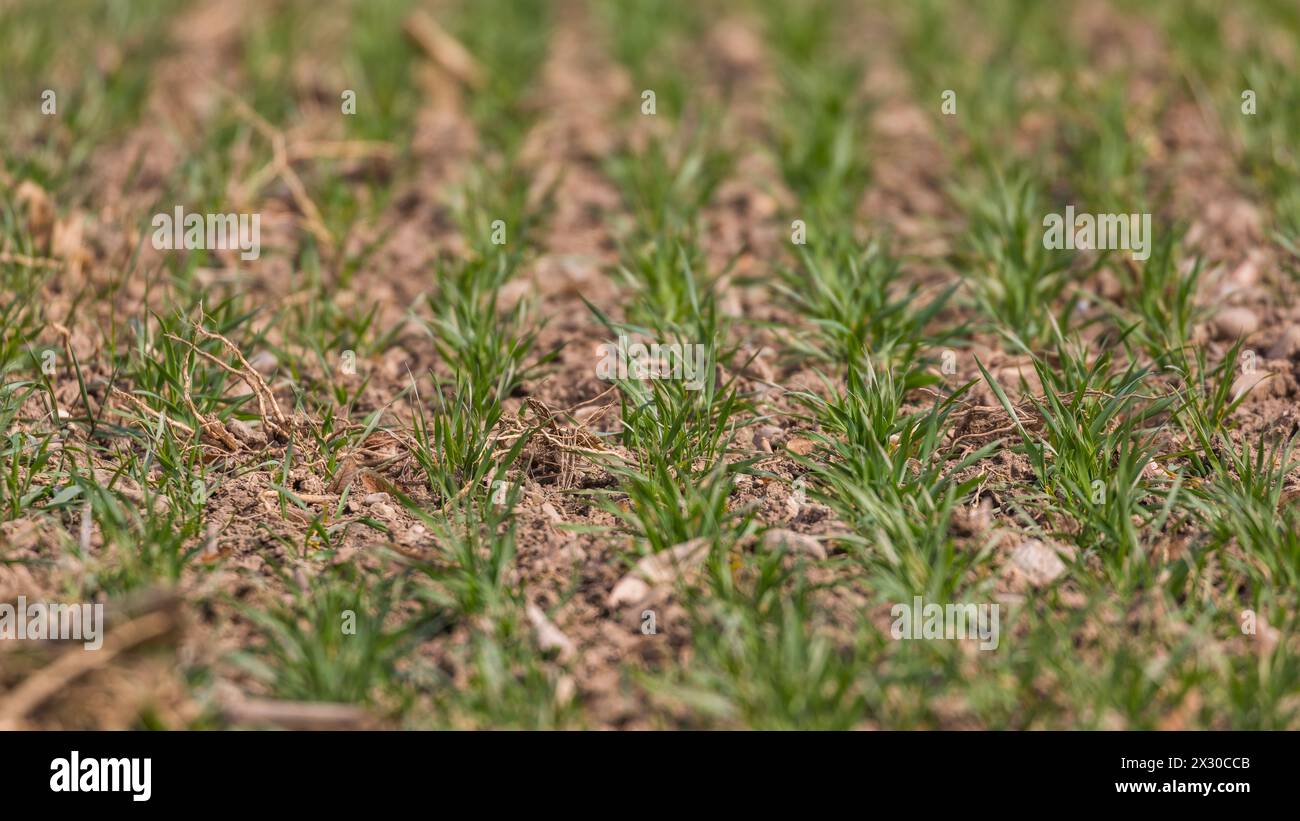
[1267,326,1300,360]
[607,538,710,608]
[1212,307,1259,340]
[526,603,576,662]
[1007,539,1068,587]
[761,528,827,559]
[227,418,265,445]
[785,436,814,456]
[752,425,782,452]
[249,350,278,374]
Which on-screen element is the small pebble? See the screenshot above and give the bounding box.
[1212,307,1259,340]
[1267,326,1300,359]
[752,425,782,452]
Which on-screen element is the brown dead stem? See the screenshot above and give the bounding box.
[0,610,177,730]
[402,9,484,90]
[210,81,337,254]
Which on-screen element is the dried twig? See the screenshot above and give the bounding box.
[219,696,379,730]
[165,311,292,440]
[403,10,484,89]
[0,611,175,729]
[211,82,335,252]
[0,251,63,268]
[177,347,240,451]
[107,387,197,436]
